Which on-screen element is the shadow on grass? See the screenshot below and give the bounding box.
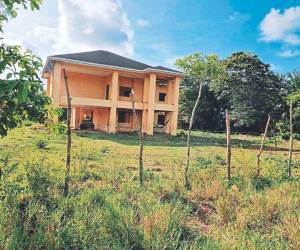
[73,130,288,151]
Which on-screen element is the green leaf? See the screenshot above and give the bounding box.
[17,81,30,102]
[0,80,19,96]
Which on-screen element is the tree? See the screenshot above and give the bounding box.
[0,44,49,136]
[179,76,225,131]
[176,53,224,189]
[211,52,282,131]
[284,72,300,177]
[0,0,42,32]
[0,0,48,137]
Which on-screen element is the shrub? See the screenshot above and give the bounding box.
[251,176,273,191]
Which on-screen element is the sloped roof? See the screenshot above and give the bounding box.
[44,50,181,75]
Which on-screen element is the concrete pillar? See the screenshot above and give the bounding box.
[142,76,149,133]
[147,73,156,135]
[109,71,118,133]
[170,76,181,135]
[167,79,174,105]
[52,63,62,107]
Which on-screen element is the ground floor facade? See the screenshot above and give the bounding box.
[70,106,174,135]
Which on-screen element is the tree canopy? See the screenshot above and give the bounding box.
[0,0,42,31]
[178,52,299,134]
[0,0,48,137]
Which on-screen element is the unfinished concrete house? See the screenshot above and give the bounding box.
[43,50,182,135]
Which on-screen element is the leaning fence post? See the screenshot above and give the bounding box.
[226,112,231,180]
[63,69,72,197]
[288,101,293,177]
[256,114,271,176]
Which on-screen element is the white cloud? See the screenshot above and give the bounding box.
[3,0,134,60]
[259,6,300,45]
[137,19,150,27]
[278,49,300,57]
[53,0,134,56]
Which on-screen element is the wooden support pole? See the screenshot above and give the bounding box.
[226,112,231,180]
[63,69,72,197]
[256,114,271,176]
[288,101,293,177]
[185,82,203,190]
[131,90,144,186]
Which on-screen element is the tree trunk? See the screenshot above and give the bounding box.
[226,112,231,180]
[185,83,203,189]
[256,114,271,176]
[288,101,293,177]
[131,90,144,186]
[63,69,72,197]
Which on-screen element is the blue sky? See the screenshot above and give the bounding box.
[3,0,300,72]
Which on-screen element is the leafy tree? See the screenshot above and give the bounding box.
[176,53,224,188]
[211,52,282,131]
[0,44,50,136]
[276,72,300,138]
[179,76,225,131]
[0,0,42,32]
[0,0,48,137]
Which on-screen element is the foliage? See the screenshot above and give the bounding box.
[176,53,225,84]
[0,0,43,32]
[44,105,66,135]
[179,76,225,130]
[277,71,300,137]
[0,44,49,137]
[211,52,282,130]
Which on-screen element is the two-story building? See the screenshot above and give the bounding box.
[42,50,182,135]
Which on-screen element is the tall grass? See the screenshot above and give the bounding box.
[0,125,299,249]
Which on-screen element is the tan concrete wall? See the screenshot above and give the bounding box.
[60,71,107,99]
[118,76,143,102]
[155,84,168,103]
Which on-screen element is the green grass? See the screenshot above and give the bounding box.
[0,124,299,249]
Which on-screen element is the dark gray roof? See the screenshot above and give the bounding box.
[152,66,181,73]
[45,50,181,74]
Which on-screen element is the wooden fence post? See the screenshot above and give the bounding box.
[226,112,231,180]
[185,83,203,190]
[131,90,144,186]
[256,114,271,176]
[288,101,293,177]
[63,69,72,197]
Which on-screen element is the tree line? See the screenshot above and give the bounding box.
[178,52,300,137]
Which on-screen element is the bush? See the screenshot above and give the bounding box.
[251,176,273,191]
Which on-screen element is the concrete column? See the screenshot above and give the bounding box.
[52,63,62,107]
[170,76,181,135]
[142,76,149,133]
[147,73,156,135]
[109,71,119,133]
[167,79,174,105]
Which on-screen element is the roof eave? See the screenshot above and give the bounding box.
[43,57,183,77]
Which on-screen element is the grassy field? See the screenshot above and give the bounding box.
[0,124,299,249]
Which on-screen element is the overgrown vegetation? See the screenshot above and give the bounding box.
[0,125,299,249]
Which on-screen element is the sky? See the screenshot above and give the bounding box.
[3,0,300,73]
